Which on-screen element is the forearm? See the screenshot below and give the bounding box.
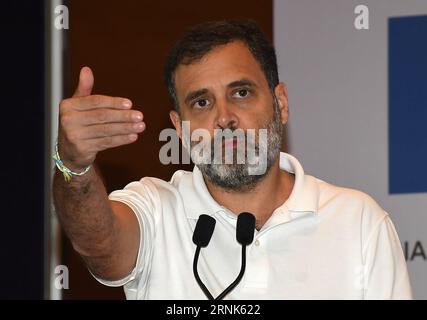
[52,165,117,259]
[53,67,144,279]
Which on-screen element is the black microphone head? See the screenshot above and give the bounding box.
[236,212,256,245]
[193,214,216,247]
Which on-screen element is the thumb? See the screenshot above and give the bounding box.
[73,66,94,97]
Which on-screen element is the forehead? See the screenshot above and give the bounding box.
[174,41,269,96]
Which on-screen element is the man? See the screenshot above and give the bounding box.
[53,20,412,299]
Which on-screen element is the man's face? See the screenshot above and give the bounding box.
[170,41,289,191]
[174,41,280,135]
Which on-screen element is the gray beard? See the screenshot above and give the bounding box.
[191,100,283,192]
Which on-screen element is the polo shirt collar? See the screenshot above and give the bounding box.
[280,152,319,214]
[185,152,319,219]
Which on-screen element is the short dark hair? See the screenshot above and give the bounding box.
[164,20,279,112]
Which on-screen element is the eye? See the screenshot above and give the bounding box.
[193,99,211,109]
[232,89,250,98]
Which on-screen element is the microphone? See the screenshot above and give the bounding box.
[215,212,256,300]
[192,214,216,300]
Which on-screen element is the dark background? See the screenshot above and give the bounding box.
[1,2,46,299]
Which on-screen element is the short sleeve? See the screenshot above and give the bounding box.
[363,214,413,299]
[90,179,159,299]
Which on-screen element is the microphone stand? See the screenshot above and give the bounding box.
[215,212,255,300]
[215,244,246,300]
[193,246,214,300]
[192,212,255,300]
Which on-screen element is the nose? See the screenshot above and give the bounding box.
[214,99,238,129]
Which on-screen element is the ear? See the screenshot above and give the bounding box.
[274,82,289,125]
[169,110,182,139]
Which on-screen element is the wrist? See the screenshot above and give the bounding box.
[53,142,92,182]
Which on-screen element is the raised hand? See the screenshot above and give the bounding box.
[57,66,145,171]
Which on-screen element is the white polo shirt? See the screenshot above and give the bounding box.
[96,152,412,300]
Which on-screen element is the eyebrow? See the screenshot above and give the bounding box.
[184,88,209,106]
[183,79,258,106]
[226,79,258,89]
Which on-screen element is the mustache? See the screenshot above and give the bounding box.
[190,130,263,155]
